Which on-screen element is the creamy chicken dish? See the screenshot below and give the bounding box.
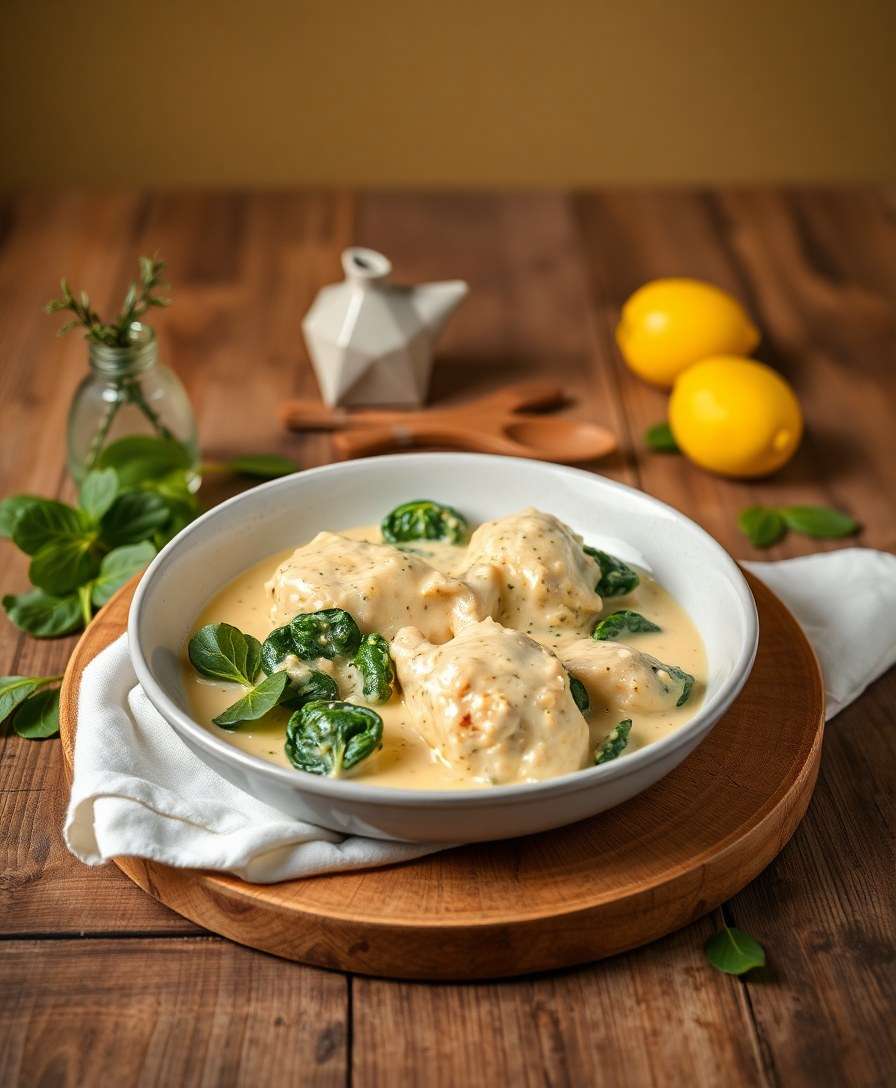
[184,501,705,790]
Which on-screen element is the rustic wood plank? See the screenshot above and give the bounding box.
[0,938,347,1087]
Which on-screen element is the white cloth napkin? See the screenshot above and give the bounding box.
[65,548,896,883]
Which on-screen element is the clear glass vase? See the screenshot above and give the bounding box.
[67,323,200,486]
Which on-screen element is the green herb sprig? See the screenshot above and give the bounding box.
[739,504,859,549]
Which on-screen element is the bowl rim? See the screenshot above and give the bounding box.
[129,452,759,808]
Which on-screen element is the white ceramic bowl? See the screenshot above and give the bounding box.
[129,453,758,843]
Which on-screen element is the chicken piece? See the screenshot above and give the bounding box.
[461,508,603,638]
[559,638,691,713]
[267,532,488,642]
[391,618,589,784]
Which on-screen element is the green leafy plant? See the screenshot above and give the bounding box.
[290,609,362,661]
[212,672,289,730]
[595,719,632,764]
[202,453,300,479]
[285,699,383,776]
[705,925,766,975]
[0,675,63,739]
[188,623,263,686]
[592,610,661,641]
[645,422,680,453]
[569,674,590,714]
[381,499,468,545]
[351,633,396,705]
[583,547,640,598]
[738,503,859,549]
[259,625,339,709]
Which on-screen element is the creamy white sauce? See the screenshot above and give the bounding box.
[183,518,706,790]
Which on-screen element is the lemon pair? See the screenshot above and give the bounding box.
[616,279,802,478]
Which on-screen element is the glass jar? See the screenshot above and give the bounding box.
[67,323,200,486]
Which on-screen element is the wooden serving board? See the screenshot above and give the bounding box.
[59,572,823,980]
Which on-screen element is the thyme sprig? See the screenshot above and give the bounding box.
[45,255,170,347]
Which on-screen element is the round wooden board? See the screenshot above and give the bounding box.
[60,572,823,980]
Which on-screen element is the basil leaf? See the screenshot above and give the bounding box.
[569,674,590,713]
[778,505,859,538]
[188,622,262,685]
[285,699,383,776]
[595,719,632,764]
[12,500,91,555]
[90,541,157,607]
[705,925,766,975]
[738,506,786,549]
[96,436,191,487]
[100,491,170,547]
[0,675,53,725]
[0,495,46,539]
[212,671,288,730]
[79,468,119,521]
[13,688,60,739]
[224,454,299,479]
[645,422,680,453]
[592,610,661,641]
[29,538,101,596]
[584,547,640,597]
[2,589,83,637]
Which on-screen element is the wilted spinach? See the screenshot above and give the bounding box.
[583,547,640,598]
[285,699,383,776]
[569,674,590,714]
[592,610,661,641]
[381,499,468,545]
[290,608,362,661]
[352,633,396,704]
[647,657,695,707]
[595,719,632,765]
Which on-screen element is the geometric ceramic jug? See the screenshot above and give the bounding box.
[302,247,468,407]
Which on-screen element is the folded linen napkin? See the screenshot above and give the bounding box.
[65,548,896,883]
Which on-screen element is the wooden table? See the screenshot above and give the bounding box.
[1,189,893,1087]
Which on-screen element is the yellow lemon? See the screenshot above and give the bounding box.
[669,356,803,478]
[616,278,760,388]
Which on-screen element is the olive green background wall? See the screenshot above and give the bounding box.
[2,0,894,186]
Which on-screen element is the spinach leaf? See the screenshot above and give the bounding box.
[285,699,383,777]
[100,490,170,547]
[0,495,46,539]
[569,674,590,714]
[290,608,362,661]
[259,625,340,709]
[281,668,338,711]
[260,624,298,675]
[79,468,119,521]
[592,610,661,641]
[2,589,83,637]
[188,623,263,686]
[381,499,468,545]
[352,633,395,704]
[778,505,859,538]
[705,925,766,975]
[583,547,640,598]
[595,719,632,764]
[212,671,288,729]
[96,435,191,488]
[13,687,60,739]
[647,657,695,707]
[12,500,92,555]
[738,506,786,549]
[645,422,680,453]
[0,675,59,726]
[90,541,157,607]
[29,538,101,596]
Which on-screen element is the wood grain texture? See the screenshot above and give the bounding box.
[58,571,823,979]
[0,188,894,1084]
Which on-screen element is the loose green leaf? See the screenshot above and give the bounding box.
[595,719,632,765]
[13,687,61,739]
[0,495,46,539]
[0,675,55,725]
[96,435,191,487]
[79,468,119,521]
[188,623,262,686]
[778,505,859,539]
[381,500,468,545]
[569,674,590,714]
[584,547,640,598]
[29,538,101,596]
[592,610,661,641]
[285,699,383,776]
[12,500,91,555]
[645,422,680,453]
[2,589,83,637]
[212,672,288,730]
[352,633,395,704]
[705,925,766,975]
[222,454,299,479]
[100,490,171,547]
[738,505,786,549]
[290,609,362,661]
[90,541,157,607]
